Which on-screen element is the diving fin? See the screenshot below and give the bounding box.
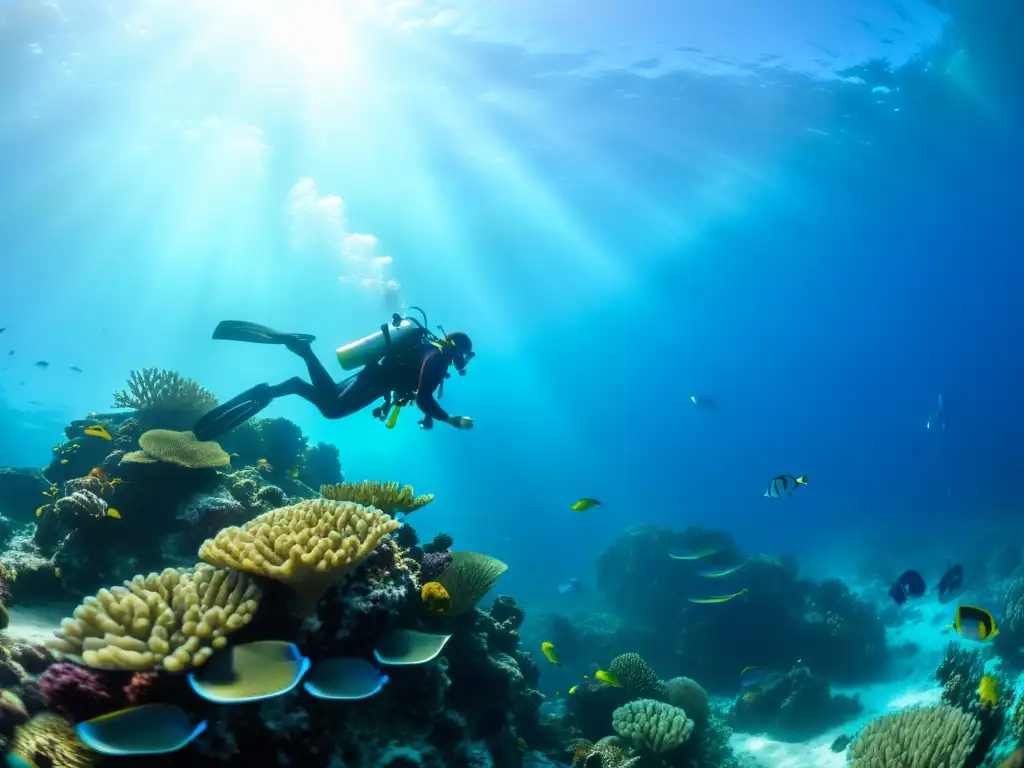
[212,320,316,346]
[193,384,274,442]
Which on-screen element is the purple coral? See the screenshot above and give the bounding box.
[40,662,118,722]
[421,551,452,582]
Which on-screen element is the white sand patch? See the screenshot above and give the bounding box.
[5,602,72,645]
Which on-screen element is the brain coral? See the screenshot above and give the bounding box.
[46,563,261,673]
[198,498,400,611]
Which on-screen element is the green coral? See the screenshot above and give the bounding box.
[609,652,666,700]
[848,704,980,767]
[321,480,434,516]
[612,698,694,754]
[128,430,230,469]
[112,368,218,429]
[436,551,508,615]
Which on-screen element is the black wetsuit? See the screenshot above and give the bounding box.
[266,339,455,422]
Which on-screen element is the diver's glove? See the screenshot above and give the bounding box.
[447,416,474,430]
[418,416,434,430]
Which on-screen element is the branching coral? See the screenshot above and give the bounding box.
[46,563,261,672]
[8,712,94,768]
[436,551,508,616]
[127,429,231,469]
[321,480,434,516]
[112,368,217,429]
[609,652,666,700]
[848,704,981,767]
[612,698,694,754]
[198,498,399,611]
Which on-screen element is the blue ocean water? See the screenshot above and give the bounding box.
[1,0,1022,717]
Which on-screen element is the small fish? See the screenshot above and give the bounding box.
[42,485,58,497]
[60,459,68,465]
[955,604,999,642]
[558,578,583,595]
[594,670,622,687]
[35,505,48,517]
[540,642,562,667]
[34,360,49,368]
[765,474,807,498]
[979,674,999,707]
[571,498,600,512]
[51,444,61,453]
[688,588,749,605]
[287,467,300,477]
[70,366,83,373]
[888,570,926,606]
[71,443,80,449]
[54,567,61,578]
[84,425,112,440]
[937,563,964,604]
[516,737,528,752]
[89,468,109,482]
[256,458,273,472]
[739,665,770,688]
[568,685,578,695]
[106,508,122,520]
[669,547,721,561]
[698,559,751,578]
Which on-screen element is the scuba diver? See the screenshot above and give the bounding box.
[192,308,475,441]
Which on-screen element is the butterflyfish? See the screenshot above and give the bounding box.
[739,666,770,688]
[386,406,402,429]
[84,425,112,441]
[594,670,622,687]
[687,588,748,604]
[107,508,122,520]
[568,685,578,695]
[669,547,721,561]
[571,498,601,512]
[979,674,999,707]
[540,642,562,667]
[955,604,999,642]
[698,559,751,578]
[764,474,807,498]
[888,570,926,606]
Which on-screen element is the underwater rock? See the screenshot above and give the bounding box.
[302,441,343,487]
[0,468,49,523]
[39,663,120,723]
[730,664,862,741]
[421,550,453,582]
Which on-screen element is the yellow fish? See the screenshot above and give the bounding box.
[568,685,578,695]
[84,425,112,441]
[42,485,58,497]
[594,670,622,687]
[60,459,69,465]
[670,547,722,561]
[71,444,80,449]
[688,588,749,605]
[35,505,48,518]
[541,641,562,667]
[54,567,61,579]
[954,604,999,642]
[571,498,601,512]
[979,674,999,708]
[386,405,402,429]
[256,458,273,472]
[106,508,122,520]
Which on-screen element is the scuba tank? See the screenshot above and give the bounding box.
[335,312,428,371]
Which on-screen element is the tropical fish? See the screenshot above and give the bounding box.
[978,674,999,707]
[669,547,721,561]
[571,498,600,512]
[765,474,807,498]
[34,360,49,368]
[55,567,61,578]
[287,467,301,477]
[84,425,112,440]
[888,570,926,606]
[568,685,578,695]
[60,459,69,465]
[42,485,58,497]
[540,642,561,667]
[594,670,621,687]
[71,443,80,449]
[70,366,83,373]
[687,588,748,605]
[698,559,751,578]
[955,604,999,642]
[107,508,122,520]
[516,737,528,753]
[90,468,109,482]
[937,563,964,604]
[256,458,273,472]
[739,666,770,688]
[35,505,48,517]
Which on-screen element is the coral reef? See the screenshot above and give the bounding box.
[935,642,1011,763]
[436,551,509,616]
[112,367,218,430]
[848,704,980,767]
[729,664,862,741]
[612,698,694,754]
[321,480,435,516]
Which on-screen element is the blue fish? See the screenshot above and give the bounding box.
[739,665,770,688]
